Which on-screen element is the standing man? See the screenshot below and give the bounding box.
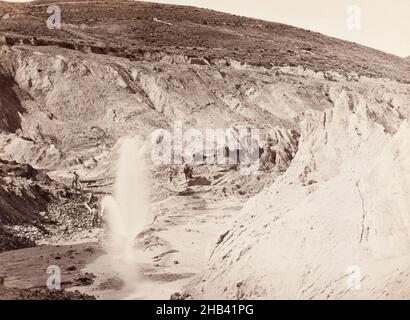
[71,171,80,190]
[84,193,100,228]
[183,164,194,180]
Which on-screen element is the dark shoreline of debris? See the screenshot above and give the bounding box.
[0,286,96,300]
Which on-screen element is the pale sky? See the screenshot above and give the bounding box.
[3,0,410,57]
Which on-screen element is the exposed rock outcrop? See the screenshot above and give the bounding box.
[197,81,410,299]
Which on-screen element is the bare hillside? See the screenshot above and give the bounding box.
[0,0,409,82]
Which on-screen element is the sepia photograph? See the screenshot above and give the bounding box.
[0,0,409,308]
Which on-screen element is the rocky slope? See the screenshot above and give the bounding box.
[0,286,95,300]
[196,80,410,299]
[1,0,410,82]
[0,0,409,300]
[0,157,102,252]
[0,159,59,252]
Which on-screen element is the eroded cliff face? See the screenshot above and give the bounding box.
[0,44,320,252]
[1,39,410,300]
[1,0,410,300]
[196,80,410,299]
[0,44,337,173]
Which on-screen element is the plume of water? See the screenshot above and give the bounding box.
[101,136,151,295]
